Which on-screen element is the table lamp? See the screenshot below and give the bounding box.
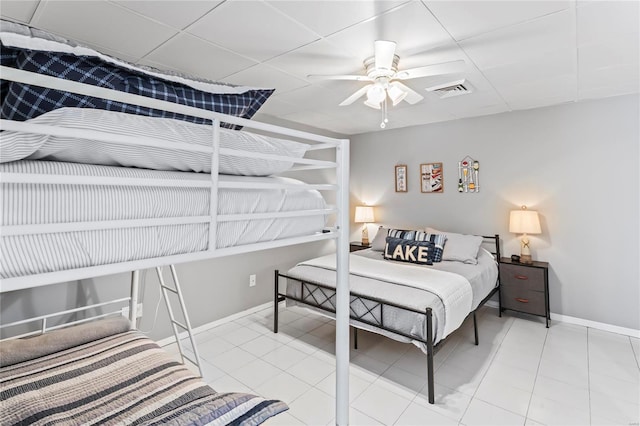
[354,206,375,245]
[509,205,541,264]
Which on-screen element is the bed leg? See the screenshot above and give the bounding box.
[353,327,358,350]
[274,270,279,334]
[426,308,435,404]
[473,311,479,346]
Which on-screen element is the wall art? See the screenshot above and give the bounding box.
[458,156,479,193]
[420,163,444,193]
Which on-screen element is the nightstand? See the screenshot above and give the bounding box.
[349,242,371,252]
[499,257,550,327]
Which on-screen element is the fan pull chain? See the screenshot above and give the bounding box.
[380,97,388,129]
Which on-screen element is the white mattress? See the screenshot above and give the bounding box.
[0,160,327,279]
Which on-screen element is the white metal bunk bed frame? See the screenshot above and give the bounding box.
[0,65,352,425]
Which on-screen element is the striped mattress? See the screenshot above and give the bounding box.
[0,318,287,425]
[1,160,327,279]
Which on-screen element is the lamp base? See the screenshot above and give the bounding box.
[362,224,370,246]
[519,254,533,264]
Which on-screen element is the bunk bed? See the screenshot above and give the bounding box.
[274,230,501,404]
[0,20,351,425]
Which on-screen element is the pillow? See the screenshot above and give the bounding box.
[386,228,446,262]
[0,46,273,130]
[0,316,130,367]
[425,227,483,264]
[383,237,436,265]
[388,228,419,240]
[371,226,389,251]
[0,108,308,176]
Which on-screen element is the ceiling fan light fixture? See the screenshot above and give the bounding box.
[366,84,386,104]
[387,84,407,106]
[364,98,382,109]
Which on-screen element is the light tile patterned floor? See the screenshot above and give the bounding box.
[164,305,640,425]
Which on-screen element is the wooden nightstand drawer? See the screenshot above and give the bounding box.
[498,257,550,327]
[500,286,546,316]
[500,263,545,292]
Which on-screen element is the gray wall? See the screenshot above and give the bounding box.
[349,95,639,330]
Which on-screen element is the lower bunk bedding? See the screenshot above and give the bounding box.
[0,317,287,425]
[1,160,327,279]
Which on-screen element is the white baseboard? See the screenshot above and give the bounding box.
[155,301,272,347]
[157,299,639,346]
[484,301,640,338]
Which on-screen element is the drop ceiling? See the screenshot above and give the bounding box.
[2,0,638,135]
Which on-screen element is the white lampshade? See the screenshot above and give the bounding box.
[387,83,407,106]
[366,85,386,104]
[509,206,541,234]
[354,206,375,223]
[364,98,382,109]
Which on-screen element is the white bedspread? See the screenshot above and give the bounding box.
[298,254,473,338]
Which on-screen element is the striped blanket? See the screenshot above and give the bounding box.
[0,320,287,425]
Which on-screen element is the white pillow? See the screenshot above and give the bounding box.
[370,226,389,251]
[0,108,308,176]
[425,227,483,264]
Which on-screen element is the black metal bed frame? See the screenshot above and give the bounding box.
[273,234,501,404]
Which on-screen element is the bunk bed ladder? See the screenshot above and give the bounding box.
[155,265,204,377]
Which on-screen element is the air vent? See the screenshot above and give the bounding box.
[426,79,473,99]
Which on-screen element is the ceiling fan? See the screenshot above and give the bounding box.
[308,40,465,128]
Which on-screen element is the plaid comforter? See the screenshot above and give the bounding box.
[0,324,287,425]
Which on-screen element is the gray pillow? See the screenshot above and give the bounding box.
[371,226,389,251]
[425,227,483,264]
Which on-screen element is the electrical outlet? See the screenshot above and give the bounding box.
[121,303,143,318]
[249,274,256,287]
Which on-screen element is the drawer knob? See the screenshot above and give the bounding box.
[514,275,529,280]
[515,298,529,303]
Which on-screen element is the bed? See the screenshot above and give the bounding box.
[0,317,287,425]
[274,228,501,404]
[1,20,351,424]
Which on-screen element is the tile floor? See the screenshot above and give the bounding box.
[165,305,640,425]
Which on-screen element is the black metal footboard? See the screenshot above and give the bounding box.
[273,234,501,404]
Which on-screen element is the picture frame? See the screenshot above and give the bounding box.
[395,165,408,192]
[420,162,444,193]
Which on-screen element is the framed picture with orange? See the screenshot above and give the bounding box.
[420,162,443,193]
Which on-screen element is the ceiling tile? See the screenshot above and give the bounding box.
[0,0,39,23]
[498,74,577,109]
[266,39,363,82]
[255,97,300,117]
[460,9,576,70]
[33,0,177,59]
[577,0,640,46]
[326,1,454,60]
[143,33,258,81]
[222,64,309,94]
[482,48,577,88]
[271,85,354,117]
[187,0,319,62]
[113,0,222,30]
[267,0,408,37]
[425,1,572,41]
[579,64,639,100]
[579,35,639,72]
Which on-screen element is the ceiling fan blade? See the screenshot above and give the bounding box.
[339,85,372,106]
[307,74,372,81]
[392,82,423,105]
[374,40,396,71]
[394,60,466,80]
